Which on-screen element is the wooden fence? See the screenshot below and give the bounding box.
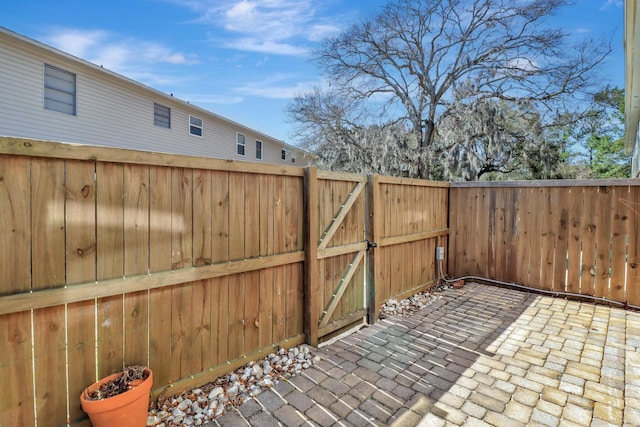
[367,176,450,321]
[449,181,640,307]
[0,137,449,427]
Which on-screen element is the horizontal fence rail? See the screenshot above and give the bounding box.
[449,181,640,307]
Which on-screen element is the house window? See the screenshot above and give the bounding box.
[189,115,203,137]
[237,133,246,156]
[281,149,286,160]
[44,64,76,115]
[291,156,296,164]
[256,140,263,160]
[154,103,171,128]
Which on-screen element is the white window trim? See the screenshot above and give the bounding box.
[236,133,246,156]
[256,140,263,160]
[281,149,287,161]
[189,115,203,138]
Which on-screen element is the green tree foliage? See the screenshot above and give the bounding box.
[579,87,631,178]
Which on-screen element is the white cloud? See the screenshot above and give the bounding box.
[225,38,309,56]
[183,93,244,105]
[234,74,318,99]
[600,0,623,9]
[43,27,199,76]
[171,0,344,55]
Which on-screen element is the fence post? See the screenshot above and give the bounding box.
[303,166,319,347]
[366,174,380,324]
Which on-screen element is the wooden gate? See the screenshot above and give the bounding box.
[305,169,368,345]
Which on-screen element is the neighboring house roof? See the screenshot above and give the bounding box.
[625,0,640,177]
[0,26,305,158]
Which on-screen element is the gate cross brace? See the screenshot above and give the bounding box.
[318,249,365,328]
[318,181,366,250]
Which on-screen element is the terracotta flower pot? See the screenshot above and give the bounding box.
[80,368,153,427]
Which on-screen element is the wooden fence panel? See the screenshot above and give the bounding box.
[450,182,640,305]
[374,177,449,307]
[0,138,309,427]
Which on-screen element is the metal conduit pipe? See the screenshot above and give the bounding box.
[437,260,640,311]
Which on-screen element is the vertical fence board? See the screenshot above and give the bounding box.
[259,269,274,348]
[504,189,519,283]
[66,160,97,285]
[34,306,67,425]
[150,166,172,273]
[627,187,640,306]
[148,166,172,386]
[272,266,285,342]
[448,189,460,275]
[208,278,221,366]
[245,174,260,259]
[97,295,124,378]
[0,311,34,427]
[228,274,245,359]
[490,190,503,279]
[124,164,149,275]
[244,270,260,353]
[31,158,66,289]
[0,155,31,294]
[213,276,229,365]
[97,162,124,280]
[285,263,301,338]
[67,300,96,422]
[191,279,211,373]
[149,286,172,386]
[515,189,530,285]
[610,186,629,302]
[580,187,598,296]
[228,172,245,261]
[566,188,583,294]
[212,171,230,264]
[595,187,613,299]
[273,176,285,254]
[262,175,276,256]
[193,169,213,267]
[171,282,193,381]
[552,188,569,292]
[540,189,555,290]
[473,189,488,278]
[171,168,193,269]
[124,290,149,367]
[527,188,544,288]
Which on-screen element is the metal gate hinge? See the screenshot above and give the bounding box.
[366,240,377,250]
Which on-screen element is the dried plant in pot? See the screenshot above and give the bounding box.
[80,365,153,427]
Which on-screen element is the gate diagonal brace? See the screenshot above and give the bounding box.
[318,250,365,328]
[318,181,366,250]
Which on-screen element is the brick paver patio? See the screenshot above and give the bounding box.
[207,283,640,426]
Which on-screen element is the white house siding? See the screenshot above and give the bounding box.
[0,29,306,166]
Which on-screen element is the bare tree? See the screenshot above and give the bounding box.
[437,97,543,181]
[294,0,611,179]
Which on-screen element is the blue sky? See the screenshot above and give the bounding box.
[2,0,625,145]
